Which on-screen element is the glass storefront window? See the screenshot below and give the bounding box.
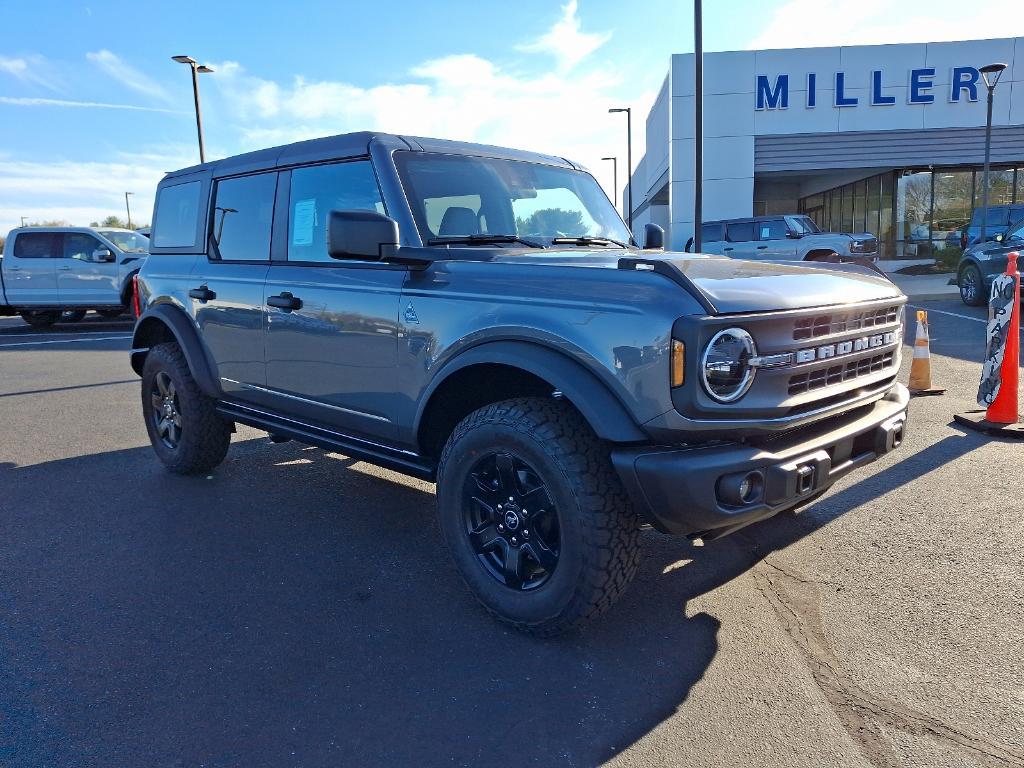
[879,173,894,260]
[896,170,932,258]
[841,185,854,232]
[974,168,1015,209]
[933,170,973,258]
[866,175,881,236]
[852,180,866,232]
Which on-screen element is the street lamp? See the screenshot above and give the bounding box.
[172,55,214,164]
[601,157,618,215]
[609,107,632,232]
[978,62,1007,245]
[124,191,134,230]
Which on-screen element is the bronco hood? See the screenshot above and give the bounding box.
[649,254,903,314]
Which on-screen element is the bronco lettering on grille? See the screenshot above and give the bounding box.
[793,331,898,364]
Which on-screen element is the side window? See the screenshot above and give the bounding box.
[153,180,202,248]
[64,233,102,261]
[288,161,385,263]
[700,223,723,243]
[757,219,789,241]
[211,172,277,262]
[13,232,59,258]
[726,221,755,242]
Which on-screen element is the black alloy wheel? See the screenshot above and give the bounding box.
[150,370,182,449]
[959,263,985,306]
[463,451,560,590]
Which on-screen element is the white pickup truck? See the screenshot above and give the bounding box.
[0,226,147,327]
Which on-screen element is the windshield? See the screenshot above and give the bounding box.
[786,215,820,234]
[394,152,632,247]
[98,230,150,253]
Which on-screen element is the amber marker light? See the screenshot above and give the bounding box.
[671,340,686,387]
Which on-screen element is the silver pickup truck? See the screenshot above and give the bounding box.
[699,215,878,263]
[0,226,147,326]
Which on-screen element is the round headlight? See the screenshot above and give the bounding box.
[701,328,756,402]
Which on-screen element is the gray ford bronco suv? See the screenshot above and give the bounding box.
[131,132,909,635]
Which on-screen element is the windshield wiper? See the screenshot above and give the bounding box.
[427,234,545,248]
[550,236,629,248]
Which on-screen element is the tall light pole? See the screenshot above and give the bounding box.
[609,107,632,232]
[601,156,618,215]
[693,0,704,252]
[978,62,1007,245]
[124,191,134,229]
[172,55,214,164]
[20,216,27,227]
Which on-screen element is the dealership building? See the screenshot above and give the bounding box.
[629,36,1024,263]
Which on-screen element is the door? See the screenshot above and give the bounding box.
[753,218,797,260]
[191,171,277,401]
[5,231,59,305]
[723,221,757,258]
[263,160,405,440]
[58,232,119,305]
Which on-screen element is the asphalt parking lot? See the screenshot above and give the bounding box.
[1,301,1021,768]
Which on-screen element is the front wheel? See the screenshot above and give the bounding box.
[959,263,986,306]
[436,398,642,636]
[141,342,232,475]
[20,310,60,328]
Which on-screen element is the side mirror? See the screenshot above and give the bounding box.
[786,231,804,239]
[643,223,665,250]
[327,209,399,261]
[93,248,115,262]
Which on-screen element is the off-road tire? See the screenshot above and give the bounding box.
[20,310,60,328]
[141,342,231,475]
[61,310,87,323]
[436,397,642,636]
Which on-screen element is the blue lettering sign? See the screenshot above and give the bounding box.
[806,73,816,107]
[950,66,979,102]
[756,74,789,110]
[909,68,935,104]
[870,70,895,105]
[834,72,858,107]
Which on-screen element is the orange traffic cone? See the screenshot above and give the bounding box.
[984,251,1020,425]
[908,310,945,396]
[953,250,1024,438]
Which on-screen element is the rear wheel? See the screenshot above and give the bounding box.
[959,263,986,306]
[437,397,642,636]
[61,309,87,323]
[141,342,232,474]
[20,310,60,328]
[97,308,125,319]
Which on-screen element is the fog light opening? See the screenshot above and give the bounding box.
[717,470,765,507]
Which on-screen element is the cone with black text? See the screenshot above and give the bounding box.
[908,310,945,396]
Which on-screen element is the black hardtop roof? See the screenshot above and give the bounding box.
[161,131,576,181]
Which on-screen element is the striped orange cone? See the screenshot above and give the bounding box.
[908,310,945,396]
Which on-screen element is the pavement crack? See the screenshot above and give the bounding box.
[753,560,1024,768]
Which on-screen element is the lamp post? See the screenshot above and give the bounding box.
[693,0,704,252]
[124,191,134,230]
[172,55,214,164]
[609,108,632,232]
[978,62,1007,245]
[601,156,618,215]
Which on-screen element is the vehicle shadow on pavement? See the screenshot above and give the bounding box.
[0,438,720,768]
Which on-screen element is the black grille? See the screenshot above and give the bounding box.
[793,305,900,341]
[788,351,895,395]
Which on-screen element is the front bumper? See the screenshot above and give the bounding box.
[612,384,909,538]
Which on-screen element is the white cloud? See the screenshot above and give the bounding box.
[516,0,612,72]
[86,49,172,103]
[748,0,1024,49]
[0,54,58,90]
[0,96,179,113]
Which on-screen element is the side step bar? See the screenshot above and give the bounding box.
[216,401,436,482]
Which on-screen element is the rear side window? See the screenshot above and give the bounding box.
[13,232,59,258]
[211,173,278,262]
[756,219,788,240]
[726,221,755,242]
[153,181,202,248]
[288,161,384,263]
[700,223,723,243]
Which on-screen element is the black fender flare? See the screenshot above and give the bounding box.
[120,269,141,306]
[130,304,220,397]
[415,340,648,443]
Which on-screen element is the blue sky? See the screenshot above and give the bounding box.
[1,0,1021,232]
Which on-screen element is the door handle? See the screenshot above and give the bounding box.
[58,265,73,271]
[756,245,768,250]
[188,286,216,302]
[267,292,302,311]
[723,247,734,251]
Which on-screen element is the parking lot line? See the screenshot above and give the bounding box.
[0,330,133,338]
[908,305,986,324]
[0,335,133,348]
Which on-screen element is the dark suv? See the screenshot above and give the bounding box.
[131,132,909,635]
